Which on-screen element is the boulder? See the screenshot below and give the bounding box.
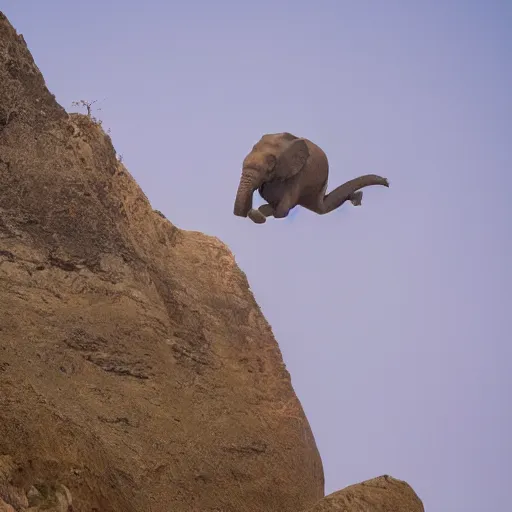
[304,475,424,512]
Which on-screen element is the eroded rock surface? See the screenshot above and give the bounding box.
[304,475,424,512]
[0,456,72,512]
[0,11,323,512]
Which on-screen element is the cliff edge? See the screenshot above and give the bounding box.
[0,11,423,512]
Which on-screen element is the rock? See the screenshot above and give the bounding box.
[304,475,424,512]
[26,483,73,512]
[0,499,15,512]
[0,10,323,512]
[0,456,29,510]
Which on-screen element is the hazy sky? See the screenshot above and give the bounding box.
[4,1,511,510]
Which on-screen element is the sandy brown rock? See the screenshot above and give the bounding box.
[0,10,324,512]
[0,500,15,512]
[0,456,29,511]
[304,475,424,512]
[25,482,73,512]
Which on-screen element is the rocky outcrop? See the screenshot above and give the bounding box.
[304,475,424,512]
[0,10,424,512]
[0,11,323,512]
[0,456,72,512]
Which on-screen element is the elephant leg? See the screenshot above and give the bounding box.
[317,185,353,213]
[274,198,294,218]
[322,189,362,211]
[273,186,301,219]
[349,191,363,206]
[259,203,275,216]
[248,204,274,224]
[316,175,389,214]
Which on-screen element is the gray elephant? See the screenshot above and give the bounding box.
[233,132,389,223]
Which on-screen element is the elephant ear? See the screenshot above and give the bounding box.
[274,138,309,180]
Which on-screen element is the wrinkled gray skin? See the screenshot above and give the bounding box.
[233,132,389,223]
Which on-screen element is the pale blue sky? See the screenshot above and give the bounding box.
[4,1,511,510]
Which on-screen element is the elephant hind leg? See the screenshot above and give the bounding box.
[349,191,363,206]
[317,175,389,214]
[318,186,353,214]
[300,189,361,213]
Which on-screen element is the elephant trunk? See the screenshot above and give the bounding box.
[233,167,263,217]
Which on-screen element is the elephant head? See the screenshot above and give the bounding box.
[233,133,310,217]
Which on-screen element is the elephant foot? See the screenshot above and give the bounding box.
[248,209,267,224]
[349,191,363,206]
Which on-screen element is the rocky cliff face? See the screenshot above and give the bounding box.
[0,11,423,512]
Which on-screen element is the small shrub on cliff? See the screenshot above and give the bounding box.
[71,99,105,127]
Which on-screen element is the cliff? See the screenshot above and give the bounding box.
[0,11,423,512]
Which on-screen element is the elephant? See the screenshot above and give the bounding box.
[233,132,389,224]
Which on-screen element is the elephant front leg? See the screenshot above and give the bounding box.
[248,204,275,224]
[273,193,298,218]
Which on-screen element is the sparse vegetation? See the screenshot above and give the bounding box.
[71,98,113,134]
[71,98,124,162]
[71,98,103,125]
